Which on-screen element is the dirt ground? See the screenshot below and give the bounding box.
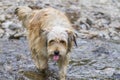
[0,0,120,80]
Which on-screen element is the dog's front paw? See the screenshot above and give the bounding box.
[59,72,66,80]
[60,77,66,80]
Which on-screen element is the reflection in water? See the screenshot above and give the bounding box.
[19,70,46,80]
[18,59,89,80]
[19,68,59,80]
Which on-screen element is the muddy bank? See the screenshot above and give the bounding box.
[0,38,120,80]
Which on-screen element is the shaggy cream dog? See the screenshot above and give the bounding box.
[15,6,77,80]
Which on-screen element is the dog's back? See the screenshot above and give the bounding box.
[15,7,72,31]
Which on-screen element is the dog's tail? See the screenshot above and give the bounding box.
[15,6,32,21]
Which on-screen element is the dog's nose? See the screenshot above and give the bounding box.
[54,51,59,55]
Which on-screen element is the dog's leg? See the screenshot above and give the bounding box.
[38,55,48,71]
[33,54,48,72]
[31,50,48,72]
[58,54,70,80]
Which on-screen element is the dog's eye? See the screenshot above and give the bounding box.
[49,40,55,44]
[60,40,66,44]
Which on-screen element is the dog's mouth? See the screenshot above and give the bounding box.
[53,55,59,61]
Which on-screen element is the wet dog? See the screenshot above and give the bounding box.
[15,6,77,80]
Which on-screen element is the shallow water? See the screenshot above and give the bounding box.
[0,38,120,80]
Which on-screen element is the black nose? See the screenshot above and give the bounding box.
[54,51,59,55]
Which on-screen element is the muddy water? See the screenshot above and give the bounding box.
[0,37,120,80]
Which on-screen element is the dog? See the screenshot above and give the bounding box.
[15,6,77,80]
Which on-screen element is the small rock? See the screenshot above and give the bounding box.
[86,18,93,26]
[100,0,109,3]
[13,32,25,39]
[110,20,120,30]
[112,73,120,79]
[9,23,21,30]
[0,28,4,37]
[2,21,21,30]
[92,47,109,56]
[103,68,115,76]
[0,2,3,7]
[80,24,88,30]
[2,21,13,29]
[0,14,5,22]
[5,14,12,19]
[98,30,111,40]
[112,36,120,40]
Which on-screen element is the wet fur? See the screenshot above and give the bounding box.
[15,6,77,80]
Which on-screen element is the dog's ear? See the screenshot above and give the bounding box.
[39,30,49,47]
[66,30,78,52]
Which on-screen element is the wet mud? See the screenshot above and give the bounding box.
[0,38,120,80]
[0,0,120,80]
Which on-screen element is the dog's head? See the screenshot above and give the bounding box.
[46,27,77,61]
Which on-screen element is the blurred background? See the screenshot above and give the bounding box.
[0,0,120,80]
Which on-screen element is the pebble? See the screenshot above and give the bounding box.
[103,68,115,76]
[0,28,4,37]
[2,21,13,29]
[0,14,5,22]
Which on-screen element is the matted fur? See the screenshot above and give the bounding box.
[15,6,77,80]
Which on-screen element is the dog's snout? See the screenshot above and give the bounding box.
[54,51,59,55]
